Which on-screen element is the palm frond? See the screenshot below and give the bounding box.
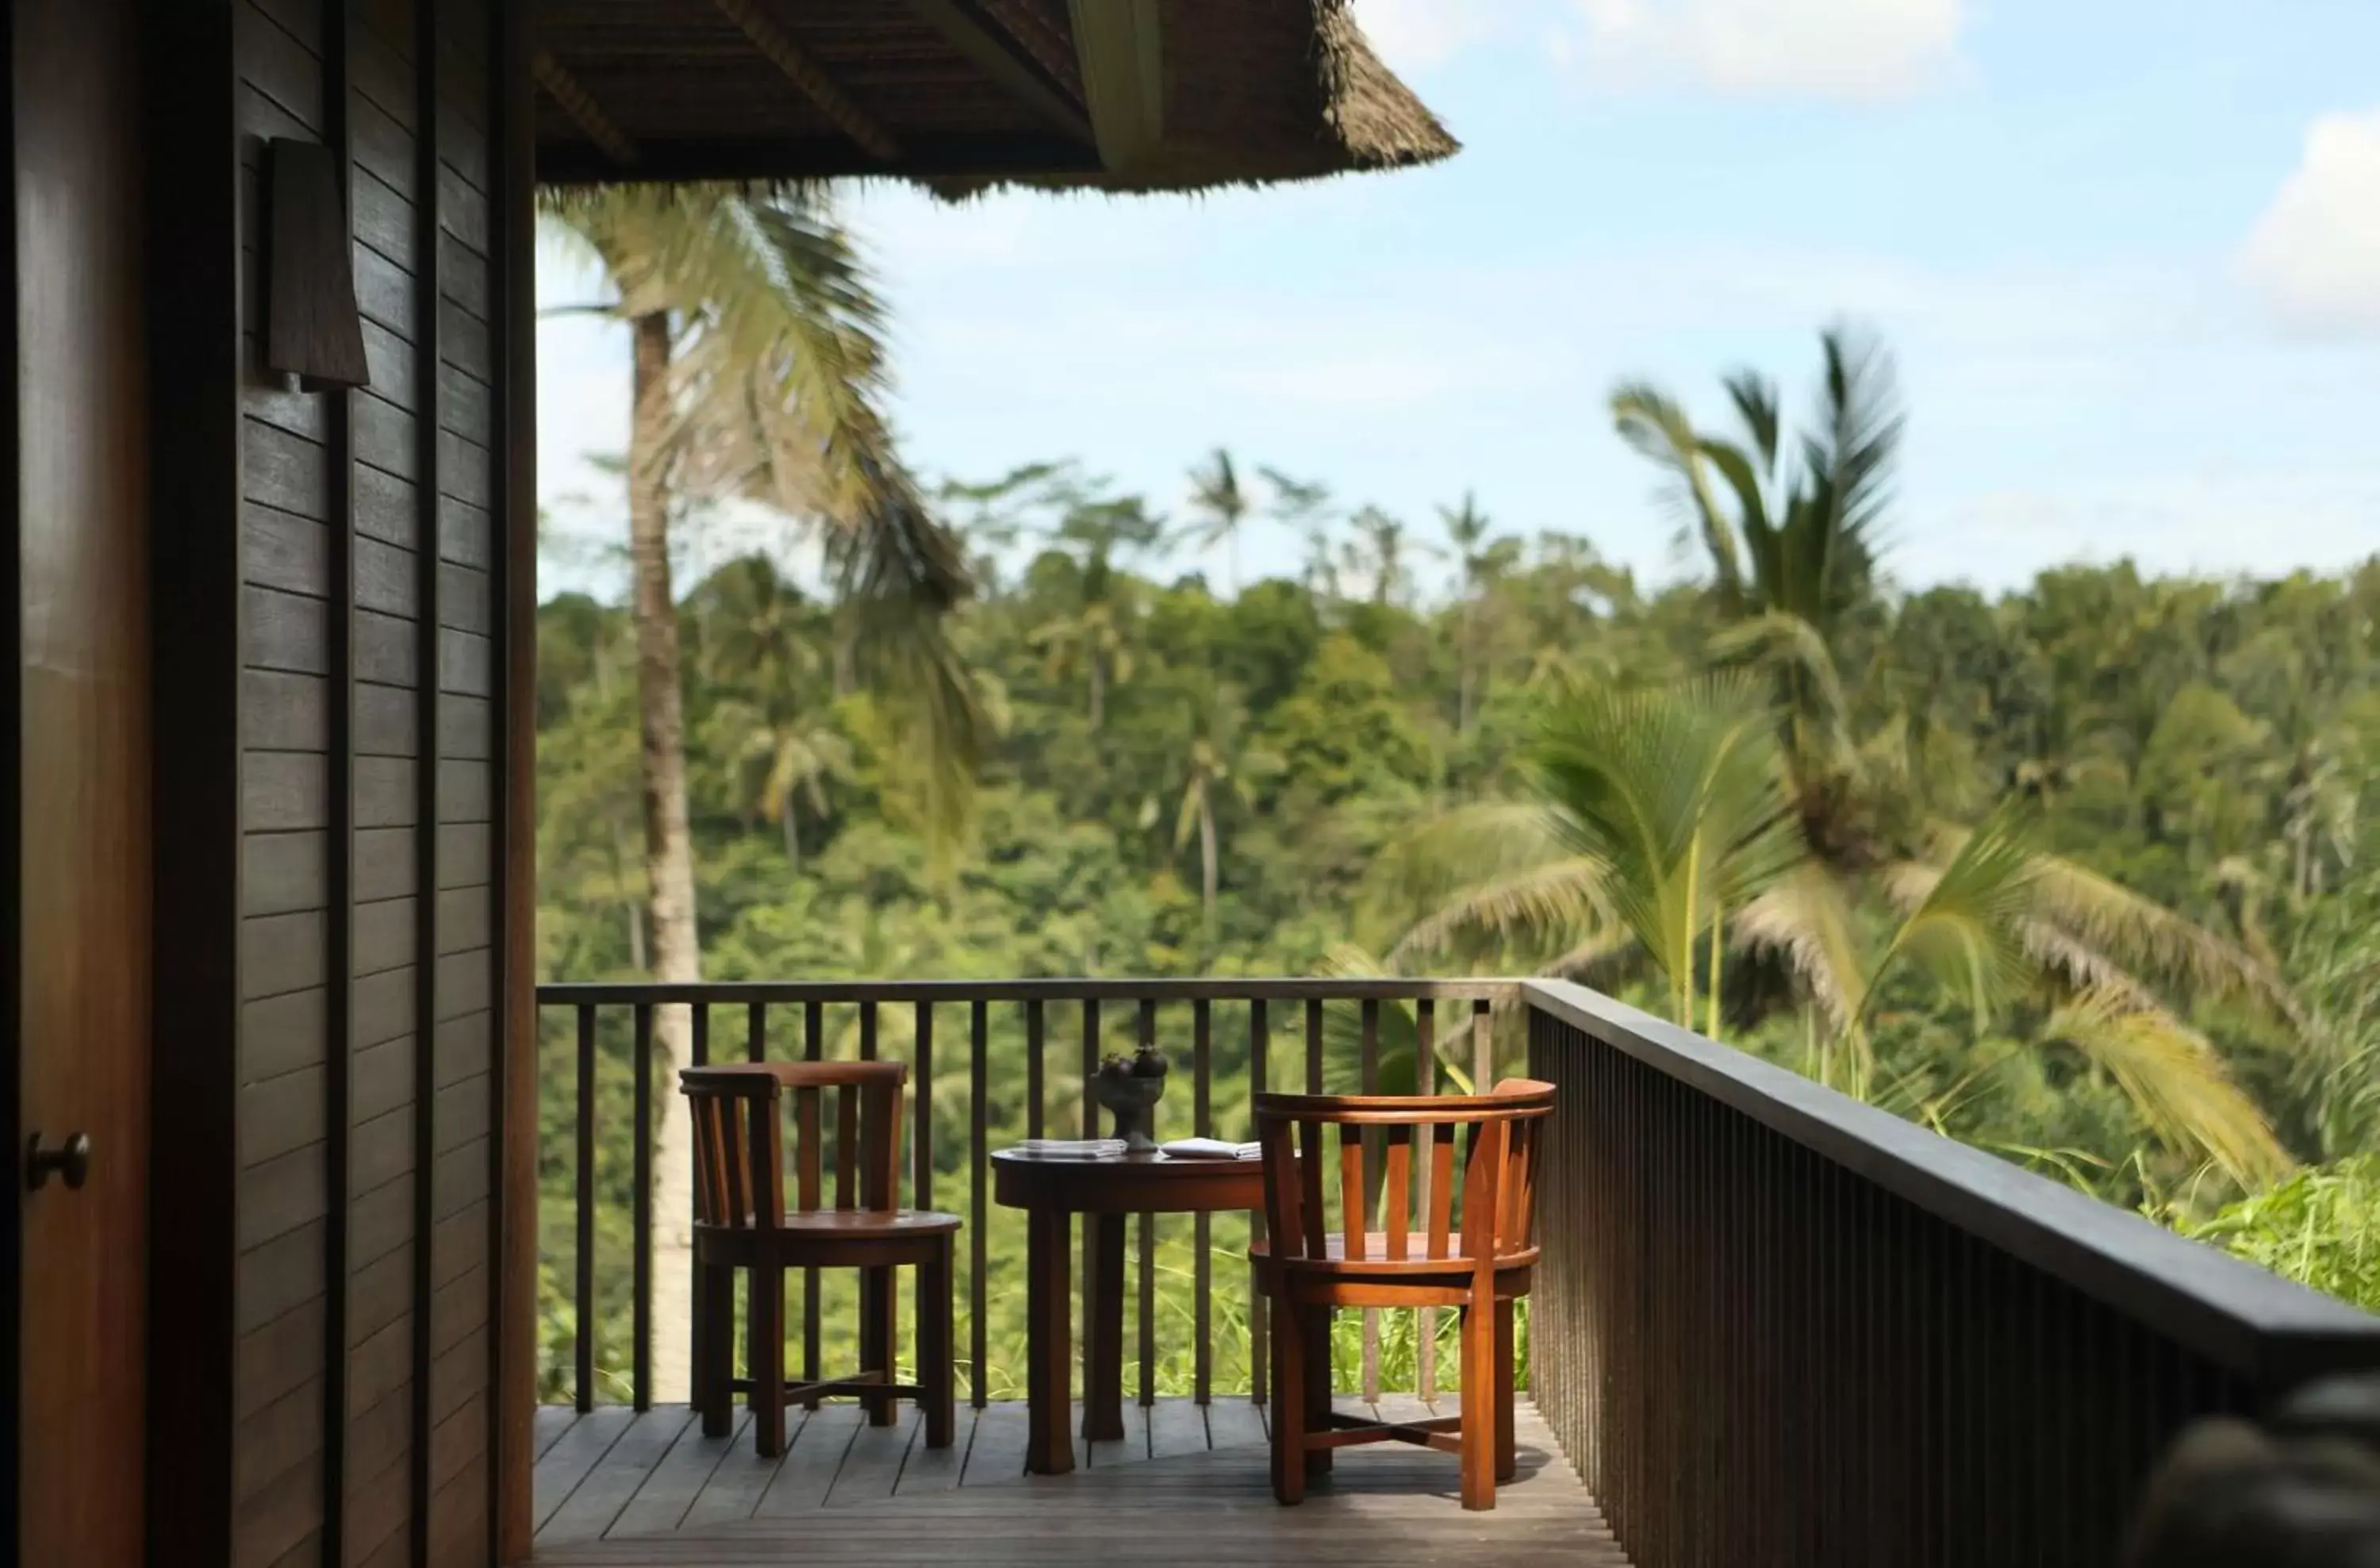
[2043,989,2293,1189]
[543,183,983,855]
[1944,826,2305,1025]
[1610,383,1742,609]
[1733,863,1865,1036]
[1387,854,1612,966]
[1869,807,2040,1029]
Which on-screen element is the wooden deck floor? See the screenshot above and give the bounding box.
[532,1395,1630,1566]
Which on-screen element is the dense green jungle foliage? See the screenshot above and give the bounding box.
[536,449,2380,1402]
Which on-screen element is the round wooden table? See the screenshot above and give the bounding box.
[991,1149,1265,1475]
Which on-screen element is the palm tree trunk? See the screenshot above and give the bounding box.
[1457,601,1477,734]
[1199,792,1219,921]
[781,805,800,872]
[628,309,698,1402]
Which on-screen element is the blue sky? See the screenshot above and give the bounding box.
[538,0,2380,600]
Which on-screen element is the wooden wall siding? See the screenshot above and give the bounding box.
[221,0,504,1564]
[425,0,499,1562]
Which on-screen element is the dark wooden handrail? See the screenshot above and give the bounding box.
[1523,978,2380,1568]
[540,977,1514,1004]
[1524,980,2380,1377]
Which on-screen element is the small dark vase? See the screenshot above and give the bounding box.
[1092,1066,1166,1151]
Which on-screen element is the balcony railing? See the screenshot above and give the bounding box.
[536,977,1517,1420]
[537,974,2380,1566]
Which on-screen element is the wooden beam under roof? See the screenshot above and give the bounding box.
[1067,0,1164,175]
[711,0,903,163]
[905,0,1096,147]
[534,49,641,168]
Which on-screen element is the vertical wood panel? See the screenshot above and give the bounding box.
[406,0,443,1556]
[148,0,245,1562]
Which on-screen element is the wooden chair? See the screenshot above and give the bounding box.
[1251,1078,1553,1511]
[680,1061,958,1458]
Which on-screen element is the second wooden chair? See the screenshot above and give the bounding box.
[680,1060,958,1457]
[1251,1078,1553,1511]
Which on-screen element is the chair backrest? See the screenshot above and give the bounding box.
[679,1060,908,1230]
[1252,1078,1553,1266]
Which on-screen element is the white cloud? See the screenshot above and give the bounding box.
[2240,108,2380,337]
[1558,0,1964,101]
[1349,0,1525,71]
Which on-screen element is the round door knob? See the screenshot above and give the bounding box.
[25,1132,90,1191]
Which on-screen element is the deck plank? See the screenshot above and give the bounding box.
[752,1401,861,1516]
[1147,1398,1207,1459]
[533,1404,577,1460]
[958,1401,1027,1487]
[1204,1395,1266,1450]
[1084,1402,1143,1467]
[532,1405,636,1531]
[893,1407,971,1496]
[540,1408,693,1544]
[607,1410,749,1538]
[532,1399,1628,1566]
[824,1405,918,1508]
[678,1411,795,1531]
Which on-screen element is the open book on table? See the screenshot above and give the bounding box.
[1159,1137,1261,1160]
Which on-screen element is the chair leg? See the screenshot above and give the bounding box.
[699,1262,735,1439]
[1495,1297,1517,1482]
[1301,1302,1333,1477]
[921,1239,956,1450]
[1269,1292,1306,1506]
[859,1264,896,1427]
[750,1264,786,1458]
[1459,1297,1496,1511]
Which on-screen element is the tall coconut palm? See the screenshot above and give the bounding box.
[1613,327,1896,855]
[1377,677,2291,1186]
[1171,679,1276,923]
[1439,492,1506,734]
[543,183,981,1401]
[1345,505,1430,607]
[1186,448,1253,595]
[1261,466,1337,598]
[1029,492,1161,732]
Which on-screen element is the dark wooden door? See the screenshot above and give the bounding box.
[11,0,152,1560]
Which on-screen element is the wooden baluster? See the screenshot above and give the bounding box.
[574,1005,596,1412]
[1249,997,1269,1406]
[1192,997,1212,1405]
[1416,998,1438,1401]
[860,997,878,1061]
[969,998,989,1408]
[1026,997,1046,1138]
[803,1000,823,1386]
[1304,996,1323,1092]
[1360,998,1381,1401]
[1472,997,1492,1097]
[632,1003,654,1410]
[915,1000,935,1418]
[747,1083,786,1455]
[914,1001,934,1211]
[688,1004,711,1408]
[746,1000,766,1063]
[1138,997,1157,1409]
